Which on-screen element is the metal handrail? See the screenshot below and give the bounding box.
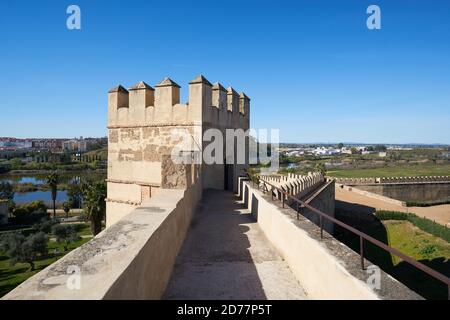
[250,176,450,299]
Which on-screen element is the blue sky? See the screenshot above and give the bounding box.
[0,0,449,144]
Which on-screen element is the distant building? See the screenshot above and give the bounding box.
[313,147,340,156]
[0,139,32,149]
[32,139,65,151]
[341,147,352,155]
[63,139,87,152]
[379,152,387,157]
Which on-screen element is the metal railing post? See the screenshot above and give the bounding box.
[271,186,274,200]
[320,215,323,239]
[360,236,365,270]
[257,177,450,294]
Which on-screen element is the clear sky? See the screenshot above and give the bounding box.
[1,0,449,144]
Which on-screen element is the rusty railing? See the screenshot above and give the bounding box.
[250,176,450,299]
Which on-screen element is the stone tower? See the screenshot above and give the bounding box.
[106,75,250,226]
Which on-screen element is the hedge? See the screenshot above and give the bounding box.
[405,199,450,207]
[375,210,450,242]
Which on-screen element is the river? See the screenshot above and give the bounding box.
[0,171,106,206]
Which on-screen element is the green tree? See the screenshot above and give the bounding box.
[32,218,57,234]
[91,160,100,170]
[0,232,48,271]
[46,172,59,219]
[82,180,106,236]
[67,181,83,209]
[374,145,387,152]
[0,181,15,218]
[62,201,71,219]
[337,143,344,149]
[9,158,22,170]
[13,200,47,217]
[0,181,14,200]
[51,224,80,251]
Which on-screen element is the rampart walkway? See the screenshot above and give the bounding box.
[163,190,308,300]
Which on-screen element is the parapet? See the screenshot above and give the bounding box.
[108,75,251,129]
[334,176,450,185]
[259,173,324,200]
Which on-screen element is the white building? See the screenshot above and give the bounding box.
[313,147,341,156]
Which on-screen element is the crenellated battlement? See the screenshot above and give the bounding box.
[259,172,324,201]
[334,175,450,185]
[108,75,250,130]
[106,74,251,225]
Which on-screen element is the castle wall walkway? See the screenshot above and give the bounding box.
[163,189,307,300]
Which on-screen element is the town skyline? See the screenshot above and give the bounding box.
[1,136,449,147]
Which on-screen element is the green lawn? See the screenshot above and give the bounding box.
[383,220,450,265]
[47,208,84,218]
[327,164,450,178]
[334,213,450,299]
[382,220,450,300]
[0,223,92,297]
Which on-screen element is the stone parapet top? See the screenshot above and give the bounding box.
[2,188,188,300]
[106,179,161,187]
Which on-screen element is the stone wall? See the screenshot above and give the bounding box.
[2,182,202,300]
[259,173,335,233]
[335,175,450,185]
[336,183,406,206]
[239,179,422,300]
[300,180,336,234]
[354,183,450,202]
[107,75,250,226]
[259,172,324,201]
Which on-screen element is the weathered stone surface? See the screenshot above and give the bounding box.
[109,129,119,143]
[143,145,159,161]
[143,127,160,139]
[161,155,187,189]
[118,149,142,162]
[120,128,141,142]
[2,187,200,300]
[107,76,250,229]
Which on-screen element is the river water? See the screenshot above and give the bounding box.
[0,171,106,206]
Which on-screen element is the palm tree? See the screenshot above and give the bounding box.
[62,201,71,219]
[46,172,59,219]
[82,180,106,236]
[315,162,326,177]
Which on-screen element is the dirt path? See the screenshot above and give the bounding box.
[336,187,450,226]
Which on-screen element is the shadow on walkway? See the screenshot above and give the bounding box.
[163,189,306,300]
